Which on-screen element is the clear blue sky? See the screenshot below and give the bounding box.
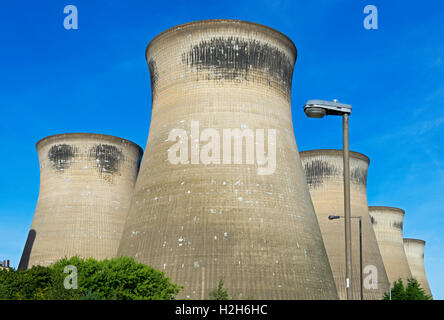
[0,1,442,299]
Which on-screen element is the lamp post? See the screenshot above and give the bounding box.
[389,282,392,300]
[304,99,353,300]
[328,215,363,300]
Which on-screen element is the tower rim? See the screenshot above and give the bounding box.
[404,238,426,245]
[299,149,370,164]
[368,206,405,216]
[35,132,143,154]
[145,19,297,60]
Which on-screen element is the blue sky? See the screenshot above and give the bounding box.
[0,1,442,299]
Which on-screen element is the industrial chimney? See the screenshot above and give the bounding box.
[19,133,142,269]
[403,238,433,297]
[299,149,390,299]
[368,206,412,284]
[118,20,338,300]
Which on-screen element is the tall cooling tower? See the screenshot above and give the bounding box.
[403,238,432,297]
[118,20,338,300]
[368,206,412,283]
[19,133,143,269]
[299,149,390,300]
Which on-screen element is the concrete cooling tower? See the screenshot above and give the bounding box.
[403,238,432,297]
[118,20,339,300]
[299,150,390,300]
[368,206,412,284]
[18,133,143,269]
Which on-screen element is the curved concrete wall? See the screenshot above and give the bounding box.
[300,149,390,300]
[403,238,432,297]
[19,133,142,269]
[368,206,412,283]
[118,19,338,300]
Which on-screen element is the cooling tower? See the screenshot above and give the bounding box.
[118,19,338,300]
[368,206,412,284]
[18,133,143,269]
[403,238,432,297]
[299,150,390,300]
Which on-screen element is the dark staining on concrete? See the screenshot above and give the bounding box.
[304,160,338,188]
[304,160,367,188]
[351,167,367,187]
[48,144,76,171]
[148,59,158,98]
[182,37,294,93]
[89,144,124,176]
[393,221,403,231]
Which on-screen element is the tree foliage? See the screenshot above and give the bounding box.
[382,278,432,300]
[209,279,229,300]
[0,256,181,300]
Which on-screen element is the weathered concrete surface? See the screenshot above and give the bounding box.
[368,206,412,284]
[300,149,390,300]
[403,238,433,297]
[18,133,142,269]
[118,20,338,300]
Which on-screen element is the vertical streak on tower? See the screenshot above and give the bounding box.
[118,20,338,300]
[403,238,433,297]
[300,149,390,299]
[18,133,142,269]
[368,206,412,283]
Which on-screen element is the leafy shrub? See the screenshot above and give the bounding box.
[382,278,432,300]
[209,279,229,300]
[0,256,181,300]
[0,265,52,300]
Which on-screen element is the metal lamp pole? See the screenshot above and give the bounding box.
[358,216,363,300]
[329,214,363,300]
[304,99,353,300]
[343,113,353,300]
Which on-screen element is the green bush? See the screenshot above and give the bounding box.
[0,256,181,300]
[209,279,229,300]
[382,278,432,300]
[0,265,52,300]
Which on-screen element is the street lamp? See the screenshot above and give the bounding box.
[328,215,363,300]
[304,99,353,300]
[303,99,352,118]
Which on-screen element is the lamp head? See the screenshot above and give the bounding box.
[328,215,341,220]
[303,99,352,117]
[304,107,326,118]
